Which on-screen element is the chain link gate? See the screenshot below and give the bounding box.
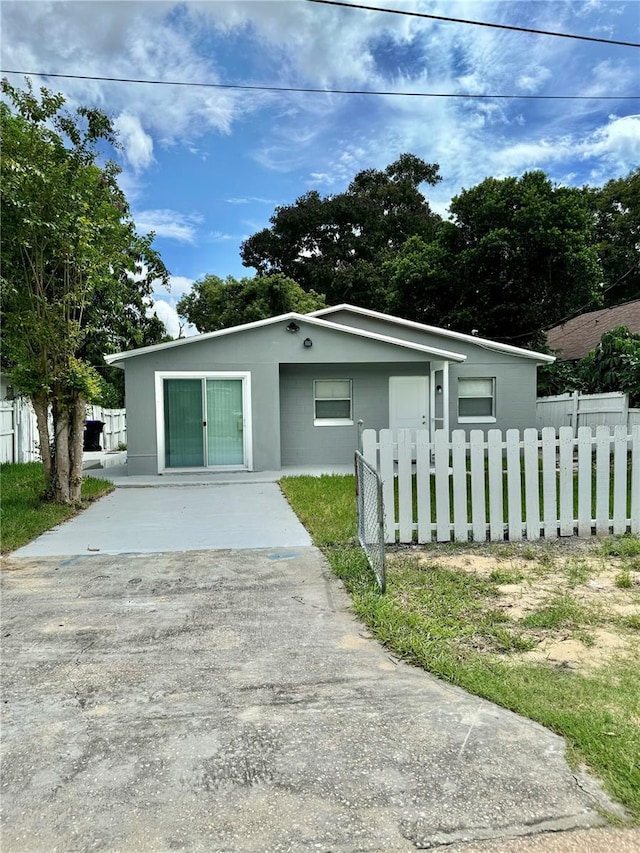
[354,451,386,592]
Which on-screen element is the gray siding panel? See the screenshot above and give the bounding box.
[279,363,430,465]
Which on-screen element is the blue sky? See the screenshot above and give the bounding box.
[2,0,639,337]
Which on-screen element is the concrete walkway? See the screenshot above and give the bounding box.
[1,548,619,852]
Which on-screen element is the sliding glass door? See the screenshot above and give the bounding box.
[162,375,247,469]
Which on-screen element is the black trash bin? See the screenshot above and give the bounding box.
[83,420,105,452]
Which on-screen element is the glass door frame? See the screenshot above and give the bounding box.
[155,371,253,474]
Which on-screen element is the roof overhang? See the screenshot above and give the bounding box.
[105,311,467,367]
[309,304,556,364]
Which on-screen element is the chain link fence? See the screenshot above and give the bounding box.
[354,451,386,592]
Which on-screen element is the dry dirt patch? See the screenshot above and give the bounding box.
[394,541,640,673]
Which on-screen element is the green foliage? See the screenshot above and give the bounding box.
[589,169,640,307]
[578,326,640,405]
[240,154,442,309]
[387,171,602,348]
[177,273,326,333]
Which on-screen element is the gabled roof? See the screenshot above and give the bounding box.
[105,310,466,365]
[309,304,555,363]
[546,299,640,361]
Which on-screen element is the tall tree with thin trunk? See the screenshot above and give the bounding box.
[1,79,168,503]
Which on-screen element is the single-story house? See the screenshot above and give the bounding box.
[546,299,640,362]
[105,304,554,475]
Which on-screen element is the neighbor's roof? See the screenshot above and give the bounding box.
[309,304,555,364]
[546,300,640,361]
[105,311,466,365]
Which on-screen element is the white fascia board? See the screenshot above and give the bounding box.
[105,310,466,365]
[309,304,556,364]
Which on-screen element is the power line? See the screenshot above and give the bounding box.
[305,0,640,48]
[2,70,638,101]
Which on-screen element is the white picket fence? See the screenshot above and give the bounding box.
[362,426,640,544]
[0,400,126,464]
[537,391,640,434]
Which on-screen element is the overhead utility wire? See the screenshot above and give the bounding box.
[305,0,640,48]
[2,70,638,100]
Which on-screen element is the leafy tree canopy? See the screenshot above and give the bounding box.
[588,168,640,308]
[240,154,442,310]
[387,171,602,349]
[0,79,168,502]
[177,273,326,333]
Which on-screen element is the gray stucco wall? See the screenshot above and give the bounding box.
[279,362,431,466]
[121,319,431,474]
[322,311,540,434]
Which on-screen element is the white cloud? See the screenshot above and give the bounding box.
[115,113,154,170]
[164,275,196,299]
[134,209,202,243]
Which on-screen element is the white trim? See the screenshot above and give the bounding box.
[313,419,354,427]
[155,371,253,474]
[106,310,466,365]
[309,303,555,364]
[458,416,497,424]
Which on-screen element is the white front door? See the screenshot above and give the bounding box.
[389,376,429,435]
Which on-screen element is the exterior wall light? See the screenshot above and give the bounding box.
[303,338,313,348]
[286,322,300,333]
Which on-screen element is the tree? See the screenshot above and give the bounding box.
[578,326,640,405]
[386,171,602,348]
[177,273,326,333]
[588,169,640,307]
[1,79,169,503]
[240,154,442,309]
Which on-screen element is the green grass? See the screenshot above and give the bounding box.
[1,462,114,553]
[281,474,640,824]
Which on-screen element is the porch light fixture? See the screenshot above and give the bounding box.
[436,385,443,394]
[303,337,313,348]
[286,322,300,333]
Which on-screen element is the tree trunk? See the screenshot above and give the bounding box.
[32,394,53,492]
[68,395,86,503]
[51,401,71,504]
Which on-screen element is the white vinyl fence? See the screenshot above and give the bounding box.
[537,391,640,434]
[362,426,640,544]
[0,400,126,464]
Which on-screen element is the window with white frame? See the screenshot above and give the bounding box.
[458,377,496,422]
[314,379,353,426]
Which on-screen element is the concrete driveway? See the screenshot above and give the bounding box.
[12,483,311,557]
[1,546,615,852]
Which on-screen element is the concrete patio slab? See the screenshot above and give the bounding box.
[0,549,616,852]
[12,483,312,557]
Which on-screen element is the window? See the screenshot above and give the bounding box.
[314,379,353,426]
[458,377,496,422]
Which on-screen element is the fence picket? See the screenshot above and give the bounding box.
[379,429,396,544]
[612,425,628,535]
[470,430,486,542]
[506,430,523,541]
[362,429,377,468]
[524,428,540,540]
[487,430,504,541]
[416,430,431,544]
[595,426,611,535]
[632,426,640,535]
[434,429,451,542]
[541,427,557,538]
[398,430,414,542]
[559,427,574,536]
[452,430,468,541]
[577,427,592,537]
